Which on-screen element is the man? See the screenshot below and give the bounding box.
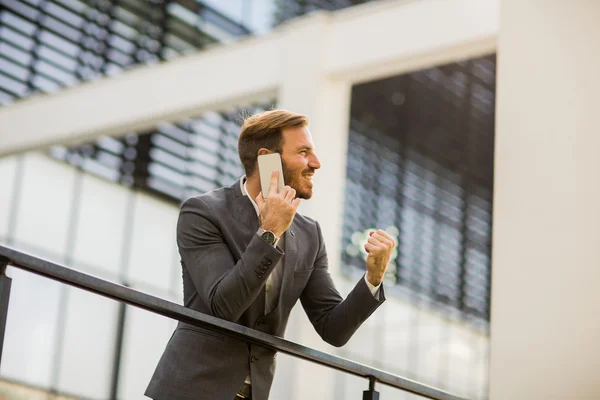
[145,110,396,400]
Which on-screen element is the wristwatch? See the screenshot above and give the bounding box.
[258,228,278,246]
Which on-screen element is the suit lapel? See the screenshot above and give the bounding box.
[234,181,260,246]
[268,219,298,314]
[283,219,298,273]
[232,180,266,316]
[235,197,259,233]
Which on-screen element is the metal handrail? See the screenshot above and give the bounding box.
[0,244,467,400]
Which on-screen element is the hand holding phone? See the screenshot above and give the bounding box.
[255,154,301,237]
[257,153,285,200]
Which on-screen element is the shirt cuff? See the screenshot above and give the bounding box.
[364,274,382,299]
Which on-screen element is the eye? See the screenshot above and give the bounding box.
[299,150,308,155]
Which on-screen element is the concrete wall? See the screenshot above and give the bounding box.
[490,1,600,399]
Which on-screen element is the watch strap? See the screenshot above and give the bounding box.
[257,227,279,246]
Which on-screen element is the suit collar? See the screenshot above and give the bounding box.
[233,178,259,232]
[233,176,245,198]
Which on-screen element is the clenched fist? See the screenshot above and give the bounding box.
[364,229,396,286]
[256,170,301,238]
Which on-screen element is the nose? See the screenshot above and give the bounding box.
[309,152,321,170]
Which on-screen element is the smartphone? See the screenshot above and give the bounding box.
[257,153,285,200]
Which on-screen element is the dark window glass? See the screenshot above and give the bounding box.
[343,55,495,323]
[0,0,266,199]
[49,103,275,202]
[0,0,251,103]
[275,0,373,25]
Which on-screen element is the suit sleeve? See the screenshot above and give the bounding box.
[177,196,283,322]
[299,222,385,347]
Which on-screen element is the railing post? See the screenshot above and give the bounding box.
[109,288,128,400]
[0,256,13,368]
[363,376,380,400]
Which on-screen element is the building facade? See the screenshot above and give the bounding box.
[0,1,496,399]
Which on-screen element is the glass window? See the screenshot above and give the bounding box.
[13,153,76,255]
[201,0,245,24]
[56,287,119,399]
[117,306,177,400]
[247,0,276,34]
[1,267,62,387]
[0,156,18,239]
[343,55,495,323]
[0,0,254,105]
[72,173,130,277]
[126,193,178,293]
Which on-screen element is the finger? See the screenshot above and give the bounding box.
[367,237,379,246]
[364,242,377,253]
[377,229,396,243]
[280,184,291,196]
[369,235,391,244]
[284,187,296,201]
[291,198,302,209]
[268,170,279,196]
[371,231,395,244]
[371,233,394,248]
[367,239,392,256]
[255,192,265,208]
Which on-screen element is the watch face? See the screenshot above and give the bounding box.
[261,231,276,245]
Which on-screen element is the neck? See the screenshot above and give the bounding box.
[245,173,261,201]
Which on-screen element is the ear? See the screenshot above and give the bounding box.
[257,148,272,156]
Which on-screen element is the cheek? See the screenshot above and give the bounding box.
[289,158,306,172]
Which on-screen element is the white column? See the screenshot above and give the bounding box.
[490,1,600,399]
[277,13,352,279]
[275,14,353,400]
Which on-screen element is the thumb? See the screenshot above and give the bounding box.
[255,192,265,208]
[291,197,302,209]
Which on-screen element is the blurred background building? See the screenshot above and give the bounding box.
[1,0,599,399]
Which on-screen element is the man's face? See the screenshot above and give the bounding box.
[279,126,321,199]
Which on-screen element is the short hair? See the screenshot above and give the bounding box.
[238,109,309,176]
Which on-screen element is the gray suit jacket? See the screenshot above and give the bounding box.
[145,180,385,400]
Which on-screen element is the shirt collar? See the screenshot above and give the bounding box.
[241,176,260,217]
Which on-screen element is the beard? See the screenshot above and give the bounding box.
[282,159,314,200]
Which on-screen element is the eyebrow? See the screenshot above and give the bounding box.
[297,146,313,151]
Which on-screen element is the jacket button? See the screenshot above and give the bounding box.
[251,356,258,363]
